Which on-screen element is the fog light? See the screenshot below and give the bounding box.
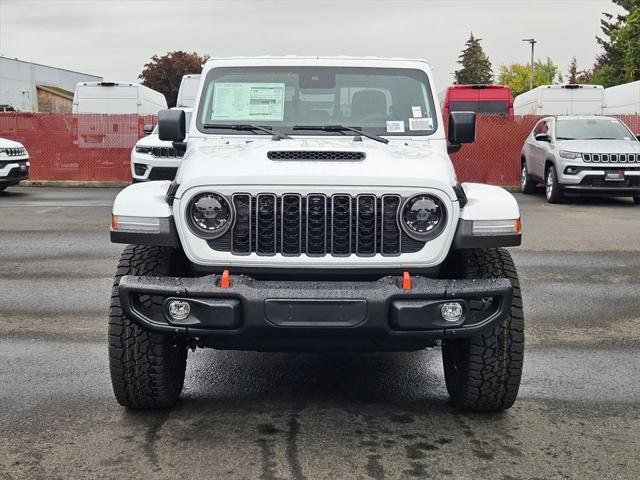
[168,300,191,320]
[441,302,463,322]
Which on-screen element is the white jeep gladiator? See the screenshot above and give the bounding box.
[109,57,524,412]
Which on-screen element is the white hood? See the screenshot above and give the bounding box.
[556,139,640,154]
[175,137,457,199]
[0,137,25,149]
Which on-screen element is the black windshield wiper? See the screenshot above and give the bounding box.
[584,137,617,140]
[202,123,291,140]
[556,137,576,140]
[292,125,389,144]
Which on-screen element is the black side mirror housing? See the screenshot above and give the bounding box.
[448,112,476,153]
[158,109,186,142]
[143,124,154,135]
[535,133,551,142]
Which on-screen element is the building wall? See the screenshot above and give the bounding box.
[0,56,101,112]
[36,88,73,113]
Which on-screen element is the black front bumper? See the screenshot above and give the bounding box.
[0,161,29,185]
[562,174,640,196]
[118,273,513,352]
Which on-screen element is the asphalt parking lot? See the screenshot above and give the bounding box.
[1,186,639,480]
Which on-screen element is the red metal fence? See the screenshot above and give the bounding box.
[2,113,640,185]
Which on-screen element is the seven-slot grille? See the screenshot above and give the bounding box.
[150,146,182,158]
[583,153,640,163]
[1,147,26,157]
[211,193,426,257]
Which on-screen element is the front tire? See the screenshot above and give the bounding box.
[108,245,188,408]
[633,195,640,205]
[520,162,536,194]
[545,164,563,203]
[441,249,524,412]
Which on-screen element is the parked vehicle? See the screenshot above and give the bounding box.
[130,108,192,182]
[604,80,640,115]
[109,56,524,412]
[72,81,167,148]
[176,74,201,108]
[442,84,513,118]
[0,137,30,191]
[520,115,640,204]
[514,84,605,116]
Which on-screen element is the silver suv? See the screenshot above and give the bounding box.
[520,115,640,204]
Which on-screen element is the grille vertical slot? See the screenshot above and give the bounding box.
[256,194,277,255]
[356,195,376,256]
[306,194,327,256]
[231,194,251,254]
[281,194,302,256]
[381,195,402,255]
[331,195,352,256]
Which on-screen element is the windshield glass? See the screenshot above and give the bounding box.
[196,66,437,136]
[555,118,636,141]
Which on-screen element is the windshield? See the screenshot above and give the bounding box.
[196,66,437,136]
[450,100,509,115]
[555,118,636,141]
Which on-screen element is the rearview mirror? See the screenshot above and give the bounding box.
[158,109,186,142]
[447,112,476,153]
[535,133,551,142]
[143,124,154,135]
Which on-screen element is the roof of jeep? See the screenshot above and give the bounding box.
[203,55,431,67]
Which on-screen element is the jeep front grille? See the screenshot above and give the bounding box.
[583,153,640,163]
[150,146,183,158]
[209,193,426,257]
[1,147,26,157]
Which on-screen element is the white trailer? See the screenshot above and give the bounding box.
[72,82,167,114]
[176,74,201,108]
[604,80,640,114]
[514,84,604,116]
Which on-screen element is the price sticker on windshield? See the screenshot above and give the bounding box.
[409,118,433,131]
[386,121,405,133]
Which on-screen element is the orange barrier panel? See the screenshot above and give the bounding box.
[2,112,640,185]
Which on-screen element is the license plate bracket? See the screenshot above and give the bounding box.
[605,171,625,182]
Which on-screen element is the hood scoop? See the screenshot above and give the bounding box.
[267,151,366,161]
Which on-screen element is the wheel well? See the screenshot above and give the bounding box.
[544,159,555,174]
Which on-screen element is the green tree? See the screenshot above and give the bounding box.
[568,56,578,84]
[498,58,562,96]
[454,33,493,85]
[139,51,209,107]
[592,0,640,87]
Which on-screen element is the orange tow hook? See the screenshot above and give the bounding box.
[402,271,412,290]
[220,269,231,289]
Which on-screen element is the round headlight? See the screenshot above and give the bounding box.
[400,194,446,241]
[188,193,233,238]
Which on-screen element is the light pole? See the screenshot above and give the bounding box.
[522,38,537,90]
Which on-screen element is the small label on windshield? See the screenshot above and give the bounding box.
[386,120,405,133]
[411,106,422,118]
[212,82,285,122]
[409,117,432,131]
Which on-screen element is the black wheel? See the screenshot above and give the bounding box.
[545,164,563,203]
[633,195,640,205]
[0,186,6,192]
[520,161,536,194]
[108,245,188,408]
[441,249,524,412]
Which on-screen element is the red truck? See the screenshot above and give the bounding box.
[442,84,514,118]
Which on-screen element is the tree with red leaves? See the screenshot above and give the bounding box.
[139,51,209,107]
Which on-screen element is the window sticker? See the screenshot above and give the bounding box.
[212,83,285,121]
[386,120,405,133]
[409,117,433,131]
[411,106,422,118]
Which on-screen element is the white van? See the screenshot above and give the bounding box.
[176,74,200,108]
[604,80,640,115]
[514,84,604,116]
[72,82,167,115]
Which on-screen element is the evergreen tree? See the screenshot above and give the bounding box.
[568,57,578,84]
[454,33,494,85]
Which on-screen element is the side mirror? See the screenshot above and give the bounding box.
[158,109,186,142]
[535,133,551,142]
[448,112,476,153]
[143,124,154,135]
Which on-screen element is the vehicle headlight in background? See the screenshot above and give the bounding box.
[400,194,446,241]
[559,150,583,160]
[135,146,152,154]
[188,192,233,239]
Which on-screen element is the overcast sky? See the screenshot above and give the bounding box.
[0,0,622,90]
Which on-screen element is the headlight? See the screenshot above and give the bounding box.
[135,146,152,154]
[559,150,582,160]
[187,193,233,239]
[399,194,446,241]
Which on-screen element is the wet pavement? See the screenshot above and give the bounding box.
[1,187,639,479]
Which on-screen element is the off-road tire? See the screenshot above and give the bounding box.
[545,164,563,204]
[633,195,640,205]
[520,162,536,194]
[108,245,188,408]
[441,248,524,412]
[0,186,7,192]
